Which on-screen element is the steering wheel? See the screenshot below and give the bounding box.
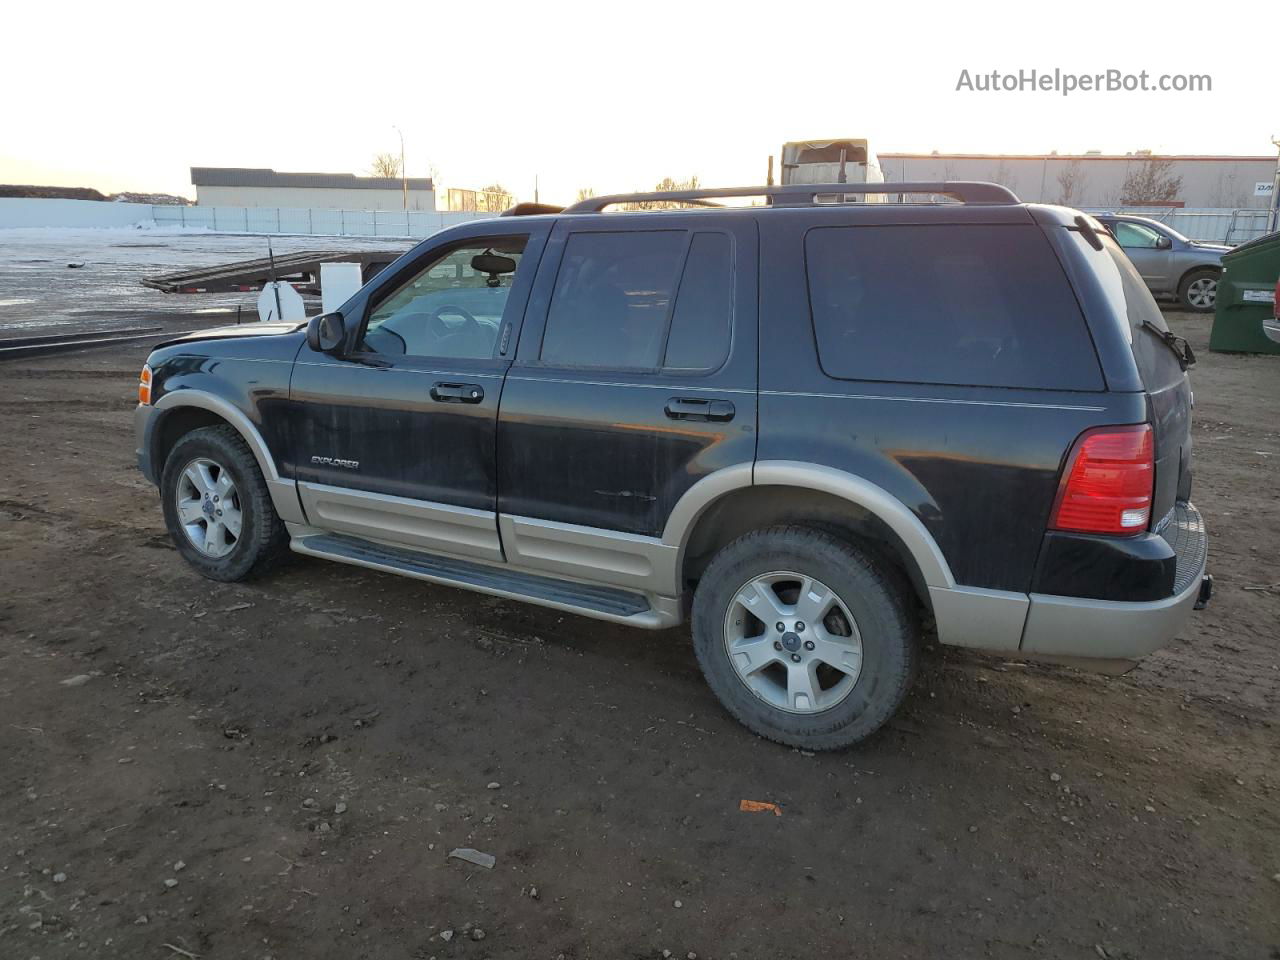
[426,304,482,342]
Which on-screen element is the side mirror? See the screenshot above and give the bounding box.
[306,311,347,354]
[1156,236,1173,250]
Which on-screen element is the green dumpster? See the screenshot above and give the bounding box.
[1209,230,1280,354]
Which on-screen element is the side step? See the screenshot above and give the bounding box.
[293,533,653,620]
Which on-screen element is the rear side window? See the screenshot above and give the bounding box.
[540,230,732,371]
[805,224,1103,390]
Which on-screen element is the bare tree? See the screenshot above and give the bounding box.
[478,184,514,213]
[371,153,402,179]
[992,159,1018,195]
[575,187,596,203]
[1121,156,1183,205]
[1055,159,1087,206]
[628,175,701,210]
[1208,170,1245,208]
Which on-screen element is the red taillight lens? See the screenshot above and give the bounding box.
[1050,425,1154,536]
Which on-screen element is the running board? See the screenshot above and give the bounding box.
[293,533,667,624]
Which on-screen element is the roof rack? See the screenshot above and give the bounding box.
[562,181,1019,214]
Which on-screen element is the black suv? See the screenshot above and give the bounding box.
[134,182,1210,750]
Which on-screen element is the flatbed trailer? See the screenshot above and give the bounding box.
[140,250,404,294]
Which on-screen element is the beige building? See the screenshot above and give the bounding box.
[191,167,436,211]
[878,153,1277,209]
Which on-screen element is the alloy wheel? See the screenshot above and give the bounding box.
[1186,277,1217,309]
[722,571,863,714]
[175,457,242,558]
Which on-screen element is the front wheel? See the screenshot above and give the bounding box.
[160,424,288,582]
[1178,268,1218,313]
[691,526,918,750]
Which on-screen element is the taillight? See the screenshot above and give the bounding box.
[138,364,152,405]
[1049,424,1154,536]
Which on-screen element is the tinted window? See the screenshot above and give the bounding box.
[540,231,685,368]
[805,224,1103,390]
[1077,231,1185,390]
[663,232,732,371]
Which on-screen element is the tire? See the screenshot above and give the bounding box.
[1178,268,1218,313]
[160,424,288,582]
[691,525,918,750]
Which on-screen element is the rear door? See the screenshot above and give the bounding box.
[495,213,757,573]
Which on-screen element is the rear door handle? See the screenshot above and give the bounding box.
[431,382,484,404]
[665,397,735,422]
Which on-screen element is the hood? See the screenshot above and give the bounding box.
[155,321,305,349]
[1189,242,1231,254]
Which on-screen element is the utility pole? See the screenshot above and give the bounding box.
[393,125,407,210]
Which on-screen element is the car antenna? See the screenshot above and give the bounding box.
[267,240,284,324]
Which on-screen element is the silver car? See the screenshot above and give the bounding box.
[1095,214,1229,313]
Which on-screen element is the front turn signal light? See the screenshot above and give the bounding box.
[138,364,153,405]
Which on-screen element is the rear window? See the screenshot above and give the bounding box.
[805,224,1104,390]
[1083,232,1185,388]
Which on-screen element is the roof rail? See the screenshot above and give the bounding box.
[562,181,1019,213]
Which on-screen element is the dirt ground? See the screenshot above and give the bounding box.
[1,306,1277,960]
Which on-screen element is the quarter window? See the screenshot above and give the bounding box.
[805,224,1103,390]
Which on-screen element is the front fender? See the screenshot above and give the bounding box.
[144,386,305,525]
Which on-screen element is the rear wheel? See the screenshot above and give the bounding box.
[691,526,918,750]
[1178,268,1218,313]
[160,425,288,581]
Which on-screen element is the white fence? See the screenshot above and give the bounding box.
[0,197,156,229]
[1,196,1273,245]
[149,205,496,238]
[0,197,498,237]
[1082,207,1275,245]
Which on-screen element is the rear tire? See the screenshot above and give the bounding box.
[691,525,918,750]
[1178,268,1218,313]
[160,425,288,582]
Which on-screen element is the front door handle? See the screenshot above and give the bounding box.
[665,397,735,422]
[431,382,484,404]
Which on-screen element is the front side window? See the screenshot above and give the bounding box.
[362,237,527,360]
[1112,222,1164,249]
[805,224,1103,391]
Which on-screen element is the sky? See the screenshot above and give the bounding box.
[3,0,1275,204]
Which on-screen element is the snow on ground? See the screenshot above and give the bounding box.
[0,228,414,334]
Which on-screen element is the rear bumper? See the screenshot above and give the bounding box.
[1020,502,1208,663]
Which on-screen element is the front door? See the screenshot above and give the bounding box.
[289,224,547,562]
[494,214,758,584]
[1112,220,1174,293]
